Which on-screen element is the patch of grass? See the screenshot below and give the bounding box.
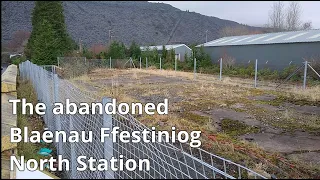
[16,114,43,161]
[221,118,260,136]
[272,86,320,106]
[16,80,48,162]
[179,112,217,134]
[271,111,320,134]
[181,112,208,125]
[284,94,320,106]
[259,94,320,107]
[287,153,320,176]
[249,88,265,96]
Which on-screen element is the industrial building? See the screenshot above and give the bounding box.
[197,29,320,70]
[140,44,192,62]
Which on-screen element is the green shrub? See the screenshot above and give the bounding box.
[163,62,174,70]
[12,56,27,65]
[258,68,279,80]
[281,65,301,81]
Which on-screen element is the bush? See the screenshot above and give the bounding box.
[12,56,27,65]
[280,65,301,81]
[306,56,320,80]
[177,60,191,71]
[163,62,174,70]
[258,68,279,80]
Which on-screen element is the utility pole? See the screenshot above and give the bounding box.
[194,57,196,80]
[79,38,82,53]
[219,58,222,81]
[205,30,208,43]
[108,30,113,46]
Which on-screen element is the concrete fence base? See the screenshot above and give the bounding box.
[1,64,18,179]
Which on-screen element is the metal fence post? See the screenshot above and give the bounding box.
[53,70,63,155]
[219,58,222,81]
[110,57,112,69]
[160,57,162,70]
[105,59,107,69]
[254,59,258,88]
[146,57,148,69]
[102,97,114,179]
[194,57,197,80]
[69,114,77,178]
[303,61,308,89]
[307,63,320,78]
[175,58,177,72]
[140,57,142,69]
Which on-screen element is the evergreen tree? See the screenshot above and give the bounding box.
[128,41,141,59]
[107,41,126,59]
[152,47,159,63]
[25,1,74,65]
[162,45,167,61]
[168,48,175,63]
[196,45,211,67]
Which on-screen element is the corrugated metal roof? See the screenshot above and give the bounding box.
[197,29,320,47]
[140,44,191,51]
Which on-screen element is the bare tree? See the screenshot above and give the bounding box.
[268,1,285,31]
[4,30,30,52]
[301,21,312,30]
[220,26,248,37]
[267,1,313,32]
[90,44,106,55]
[221,52,235,69]
[286,1,302,31]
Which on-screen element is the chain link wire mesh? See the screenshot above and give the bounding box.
[57,57,141,79]
[19,60,266,179]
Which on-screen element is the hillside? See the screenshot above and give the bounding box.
[1,1,266,48]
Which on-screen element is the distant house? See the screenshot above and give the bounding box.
[90,44,106,55]
[140,44,192,62]
[196,29,320,70]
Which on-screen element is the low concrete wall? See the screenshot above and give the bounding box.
[1,65,17,96]
[1,64,18,179]
[1,64,60,179]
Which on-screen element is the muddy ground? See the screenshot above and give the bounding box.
[70,68,320,178]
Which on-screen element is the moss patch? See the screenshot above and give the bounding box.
[266,94,320,107]
[180,112,209,125]
[221,118,260,136]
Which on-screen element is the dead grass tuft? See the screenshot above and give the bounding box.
[17,80,48,162]
[291,85,320,102]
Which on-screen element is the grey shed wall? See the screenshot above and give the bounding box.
[203,42,320,70]
[172,46,192,62]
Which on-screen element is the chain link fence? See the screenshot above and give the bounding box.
[57,57,139,79]
[19,60,266,179]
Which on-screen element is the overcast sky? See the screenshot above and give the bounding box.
[150,1,320,29]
